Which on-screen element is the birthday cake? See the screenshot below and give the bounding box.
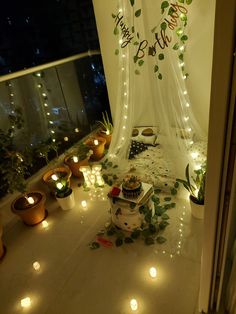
[122,175,142,198]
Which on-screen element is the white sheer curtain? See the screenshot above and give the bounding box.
[108,0,207,178]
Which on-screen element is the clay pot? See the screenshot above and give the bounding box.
[0,223,5,260]
[189,195,204,219]
[42,166,72,193]
[56,189,75,210]
[85,137,106,161]
[64,155,89,178]
[97,130,112,148]
[11,191,46,226]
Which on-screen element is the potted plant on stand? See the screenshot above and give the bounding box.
[55,179,75,210]
[64,143,93,178]
[177,162,206,219]
[97,111,113,148]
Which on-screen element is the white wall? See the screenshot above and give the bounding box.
[93,0,215,134]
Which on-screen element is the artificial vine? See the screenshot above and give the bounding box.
[112,0,193,79]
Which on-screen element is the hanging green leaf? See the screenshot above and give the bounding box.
[179,53,184,61]
[138,60,144,66]
[133,41,139,45]
[135,9,142,17]
[132,26,135,33]
[178,0,184,3]
[162,213,170,220]
[186,0,192,4]
[158,73,163,80]
[130,0,135,6]
[158,53,164,60]
[159,220,169,230]
[164,197,171,201]
[181,35,188,41]
[137,32,140,39]
[161,22,167,30]
[156,236,167,244]
[115,49,119,55]
[171,187,177,195]
[111,13,116,18]
[174,181,179,188]
[154,188,162,194]
[131,229,141,239]
[173,43,179,50]
[113,27,119,35]
[133,55,138,63]
[180,14,187,21]
[168,7,175,15]
[135,69,140,75]
[170,202,176,208]
[161,1,169,13]
[149,224,157,234]
[151,195,160,203]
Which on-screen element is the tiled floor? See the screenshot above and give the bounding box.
[0,180,203,314]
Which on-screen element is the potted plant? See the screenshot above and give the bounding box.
[97,111,113,148]
[64,143,93,178]
[177,163,206,219]
[42,166,72,194]
[84,136,106,161]
[55,179,75,210]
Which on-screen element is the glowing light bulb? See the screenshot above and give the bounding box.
[119,39,122,44]
[195,164,201,170]
[105,130,110,135]
[49,120,53,124]
[51,174,58,181]
[51,130,55,134]
[52,139,56,142]
[46,112,50,116]
[122,54,125,58]
[123,126,126,129]
[180,62,185,67]
[191,152,199,159]
[122,137,125,141]
[149,267,157,278]
[183,90,187,95]
[56,182,63,190]
[130,299,138,311]
[124,115,127,119]
[81,200,87,208]
[10,93,14,97]
[42,93,47,97]
[189,140,194,145]
[37,83,42,88]
[33,261,40,271]
[124,92,127,96]
[179,46,185,51]
[187,127,192,132]
[74,128,79,133]
[183,75,187,80]
[64,137,69,141]
[184,116,189,121]
[94,139,99,146]
[42,220,48,228]
[36,72,41,77]
[177,29,183,35]
[21,297,31,308]
[122,67,125,71]
[26,197,34,205]
[73,156,79,163]
[186,102,190,107]
[124,105,128,108]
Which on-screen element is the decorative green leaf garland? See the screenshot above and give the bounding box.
[112,0,193,79]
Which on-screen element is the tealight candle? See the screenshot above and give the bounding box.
[26,197,34,205]
[130,299,138,311]
[56,182,63,190]
[42,220,49,228]
[51,174,58,181]
[73,156,79,163]
[21,297,31,308]
[149,267,157,278]
[94,139,99,146]
[33,261,40,271]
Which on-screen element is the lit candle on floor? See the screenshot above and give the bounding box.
[149,267,157,278]
[21,297,31,308]
[42,220,48,228]
[94,139,99,146]
[33,261,41,271]
[130,299,138,311]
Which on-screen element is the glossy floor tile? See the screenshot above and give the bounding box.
[0,184,203,314]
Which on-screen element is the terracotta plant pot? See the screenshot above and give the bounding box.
[85,137,106,161]
[97,130,112,148]
[64,155,89,178]
[189,195,204,219]
[42,166,72,193]
[0,223,5,260]
[56,190,75,210]
[11,191,46,226]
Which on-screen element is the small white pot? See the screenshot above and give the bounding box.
[56,190,75,210]
[189,196,204,219]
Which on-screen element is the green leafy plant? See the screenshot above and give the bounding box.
[35,140,59,164]
[75,143,93,161]
[55,179,72,198]
[176,163,206,205]
[97,111,113,134]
